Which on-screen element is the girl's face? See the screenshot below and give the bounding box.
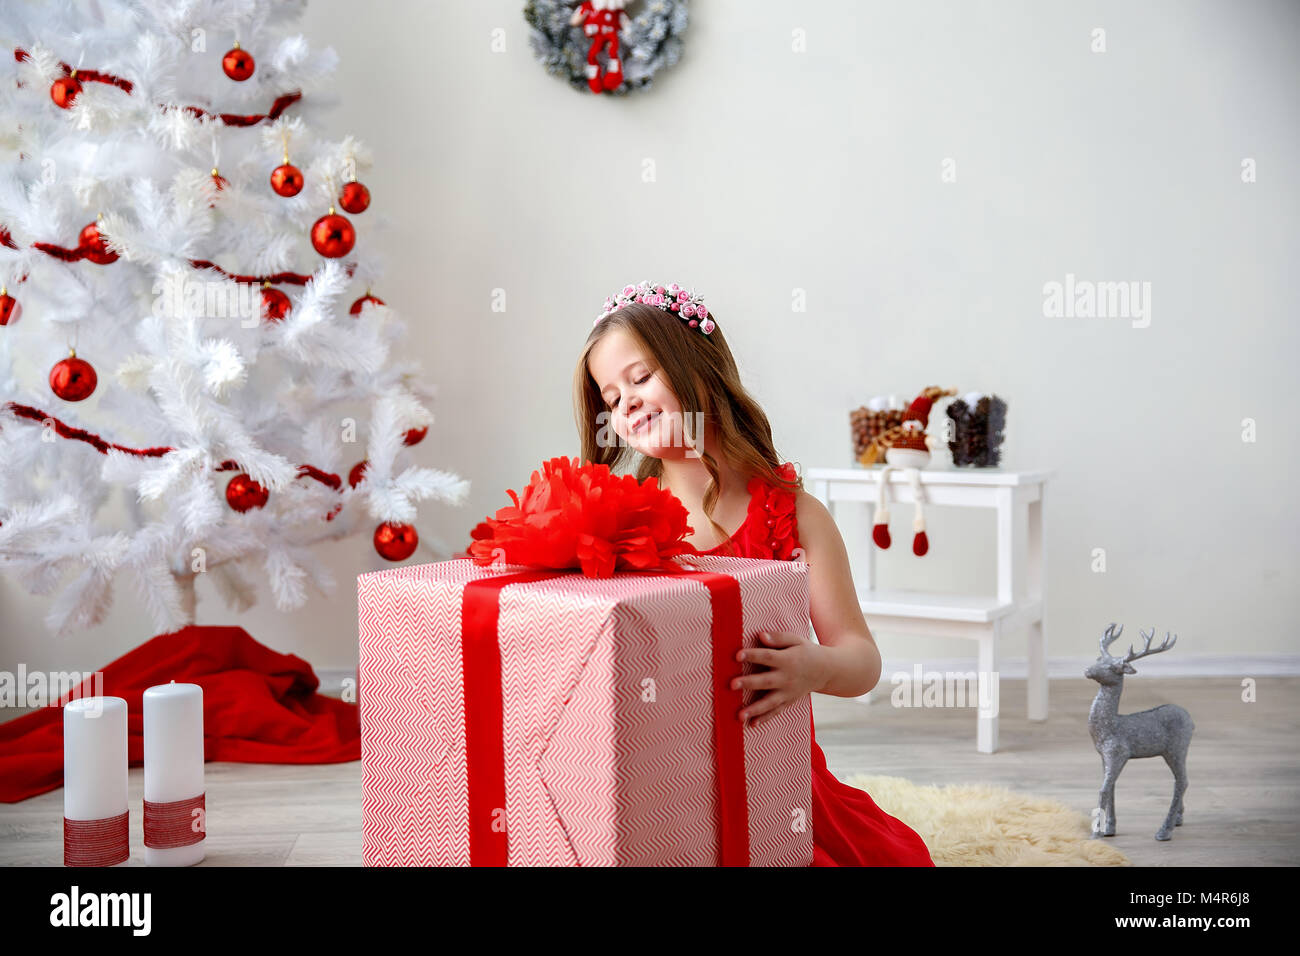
[588,328,687,459]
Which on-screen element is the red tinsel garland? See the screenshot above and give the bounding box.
[12,47,135,93]
[182,90,303,127]
[0,242,337,286]
[188,258,356,286]
[13,48,301,126]
[30,240,89,262]
[2,402,344,492]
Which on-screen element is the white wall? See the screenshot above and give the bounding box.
[3,0,1297,676]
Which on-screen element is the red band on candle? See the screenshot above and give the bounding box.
[143,793,206,848]
[64,811,129,866]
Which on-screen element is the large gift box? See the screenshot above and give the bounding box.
[357,554,814,866]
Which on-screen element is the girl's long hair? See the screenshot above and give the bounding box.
[572,301,801,556]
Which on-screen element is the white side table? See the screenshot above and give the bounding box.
[806,467,1052,753]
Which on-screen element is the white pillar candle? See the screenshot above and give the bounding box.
[142,681,206,866]
[63,696,129,866]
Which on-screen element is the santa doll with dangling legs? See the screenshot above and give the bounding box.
[570,0,632,93]
[871,387,957,556]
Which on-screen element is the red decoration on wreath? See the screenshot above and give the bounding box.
[50,73,82,108]
[261,283,291,322]
[49,351,97,402]
[403,426,427,446]
[270,163,304,197]
[79,219,117,264]
[338,180,370,214]
[467,456,697,578]
[0,287,19,326]
[374,522,418,561]
[222,44,255,82]
[310,208,354,258]
[348,461,368,488]
[348,293,384,316]
[225,473,269,512]
[572,0,630,94]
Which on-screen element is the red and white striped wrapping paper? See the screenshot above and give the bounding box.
[357,555,814,866]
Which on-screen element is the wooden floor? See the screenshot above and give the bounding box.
[2,677,1295,866]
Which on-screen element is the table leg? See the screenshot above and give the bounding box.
[1027,488,1048,721]
[978,621,1000,754]
[996,488,1015,606]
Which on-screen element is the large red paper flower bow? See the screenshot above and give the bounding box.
[468,457,699,578]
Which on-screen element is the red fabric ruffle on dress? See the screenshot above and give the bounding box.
[694,462,935,866]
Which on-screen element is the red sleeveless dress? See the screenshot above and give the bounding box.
[694,463,936,866]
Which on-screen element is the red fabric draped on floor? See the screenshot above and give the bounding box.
[0,625,360,803]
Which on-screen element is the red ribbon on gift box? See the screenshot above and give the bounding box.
[460,562,750,867]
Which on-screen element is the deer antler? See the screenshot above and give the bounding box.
[1100,622,1124,659]
[1124,627,1177,664]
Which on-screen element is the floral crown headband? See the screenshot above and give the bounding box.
[594,280,716,335]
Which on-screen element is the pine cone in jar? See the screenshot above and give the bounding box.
[850,407,871,456]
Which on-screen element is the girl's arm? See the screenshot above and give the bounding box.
[795,491,882,697]
[734,491,882,726]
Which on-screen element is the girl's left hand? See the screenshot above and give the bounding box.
[732,630,828,728]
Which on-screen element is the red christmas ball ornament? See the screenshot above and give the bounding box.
[222,44,255,81]
[261,283,291,323]
[374,522,418,561]
[49,352,97,402]
[0,287,19,327]
[225,473,269,512]
[270,163,304,197]
[311,208,355,258]
[403,426,427,446]
[50,73,82,108]
[348,461,368,488]
[339,180,370,214]
[79,219,118,265]
[348,293,385,316]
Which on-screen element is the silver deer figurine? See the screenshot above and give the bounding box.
[1085,624,1195,841]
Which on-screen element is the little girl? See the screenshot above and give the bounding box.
[575,282,935,867]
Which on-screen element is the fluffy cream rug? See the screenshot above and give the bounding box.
[845,774,1132,866]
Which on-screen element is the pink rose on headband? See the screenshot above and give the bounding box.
[696,305,708,319]
[676,291,690,303]
[681,303,696,318]
[701,319,715,333]
[622,285,636,297]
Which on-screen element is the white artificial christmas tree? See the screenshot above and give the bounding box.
[0,0,468,637]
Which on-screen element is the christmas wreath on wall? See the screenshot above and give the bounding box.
[524,0,689,96]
